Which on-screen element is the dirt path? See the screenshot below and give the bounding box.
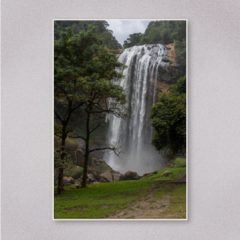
[104,182,176,219]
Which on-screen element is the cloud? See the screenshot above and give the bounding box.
[106,20,151,46]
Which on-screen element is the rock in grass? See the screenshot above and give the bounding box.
[63,176,75,186]
[141,172,152,178]
[160,171,173,177]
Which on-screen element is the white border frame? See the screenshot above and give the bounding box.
[52,19,188,221]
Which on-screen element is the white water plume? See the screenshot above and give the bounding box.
[105,44,169,175]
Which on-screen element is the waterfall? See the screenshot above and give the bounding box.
[105,44,169,175]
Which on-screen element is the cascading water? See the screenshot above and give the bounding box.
[105,44,169,175]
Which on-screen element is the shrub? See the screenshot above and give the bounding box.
[71,167,84,179]
[65,166,84,179]
[169,158,186,168]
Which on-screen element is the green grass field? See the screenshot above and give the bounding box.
[54,167,186,219]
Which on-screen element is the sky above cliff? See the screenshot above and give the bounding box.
[107,20,151,46]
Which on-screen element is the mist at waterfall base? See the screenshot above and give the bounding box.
[104,44,169,176]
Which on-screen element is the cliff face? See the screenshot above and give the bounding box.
[109,49,124,58]
[165,43,177,66]
[153,43,176,96]
[156,43,185,96]
[112,45,183,97]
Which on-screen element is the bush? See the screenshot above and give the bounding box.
[65,166,84,179]
[169,158,186,168]
[71,167,84,179]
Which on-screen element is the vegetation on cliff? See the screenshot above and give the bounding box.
[150,76,186,160]
[123,20,186,65]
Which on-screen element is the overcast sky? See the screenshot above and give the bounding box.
[106,20,151,46]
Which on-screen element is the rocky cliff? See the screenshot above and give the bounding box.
[156,43,185,96]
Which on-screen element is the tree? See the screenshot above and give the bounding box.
[54,26,127,193]
[69,46,128,188]
[54,20,122,49]
[150,76,186,160]
[123,33,142,48]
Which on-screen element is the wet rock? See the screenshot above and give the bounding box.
[119,174,126,181]
[100,172,122,182]
[125,171,141,180]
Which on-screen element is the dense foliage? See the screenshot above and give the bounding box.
[54,20,122,49]
[54,25,127,191]
[150,76,186,160]
[123,20,186,65]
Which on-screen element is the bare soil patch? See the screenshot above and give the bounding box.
[104,182,181,219]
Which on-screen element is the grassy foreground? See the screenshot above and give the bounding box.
[54,167,186,219]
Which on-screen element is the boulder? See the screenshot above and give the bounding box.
[74,178,82,185]
[73,158,123,183]
[63,176,75,186]
[92,170,101,181]
[119,174,126,181]
[86,178,92,184]
[112,173,121,182]
[125,171,141,180]
[79,173,99,184]
[101,176,109,183]
[100,172,121,182]
[100,172,113,182]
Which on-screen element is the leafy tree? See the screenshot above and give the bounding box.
[100,30,122,49]
[123,33,142,48]
[54,26,127,192]
[174,39,186,65]
[70,47,127,188]
[54,26,102,193]
[150,76,186,160]
[54,20,122,49]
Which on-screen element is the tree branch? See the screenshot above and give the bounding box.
[54,111,63,123]
[54,133,62,138]
[89,146,120,156]
[69,134,86,141]
[70,101,86,113]
[90,123,100,134]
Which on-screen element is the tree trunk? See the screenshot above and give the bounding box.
[81,149,89,188]
[58,168,64,194]
[57,126,66,194]
[81,111,91,188]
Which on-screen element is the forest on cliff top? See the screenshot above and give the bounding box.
[54,20,186,66]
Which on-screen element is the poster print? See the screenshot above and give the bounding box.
[54,19,187,220]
